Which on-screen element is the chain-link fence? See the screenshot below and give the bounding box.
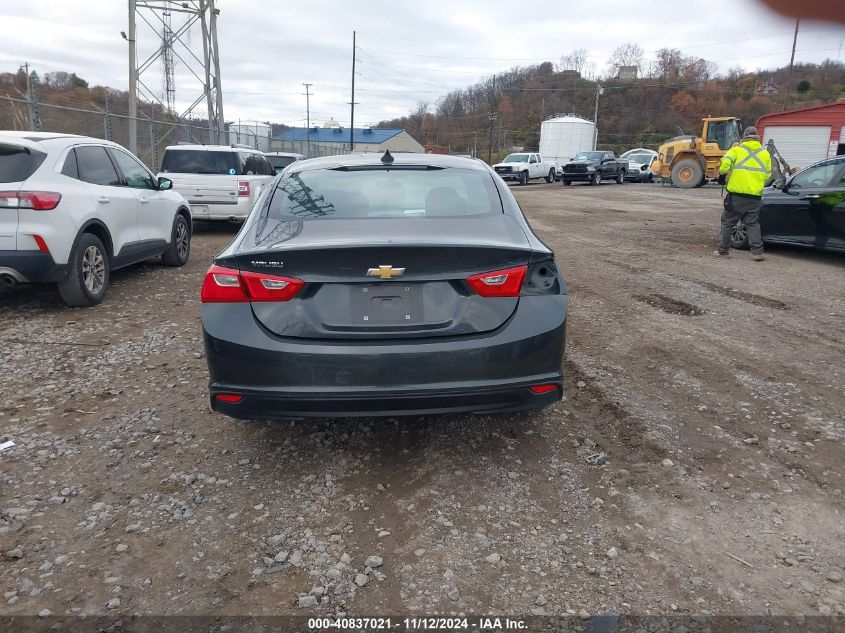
[0,93,350,169]
[268,138,353,158]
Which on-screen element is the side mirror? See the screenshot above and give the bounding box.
[158,177,173,191]
[771,177,786,190]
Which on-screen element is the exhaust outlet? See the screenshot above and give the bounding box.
[1,274,17,288]
[228,216,241,224]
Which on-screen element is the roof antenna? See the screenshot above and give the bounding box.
[381,149,394,164]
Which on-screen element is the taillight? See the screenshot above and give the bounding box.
[240,270,304,301]
[0,191,62,210]
[466,265,527,298]
[201,265,249,303]
[530,384,558,394]
[215,394,243,403]
[237,181,250,197]
[200,264,303,303]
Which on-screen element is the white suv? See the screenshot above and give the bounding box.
[158,144,275,222]
[0,132,192,307]
[265,151,304,174]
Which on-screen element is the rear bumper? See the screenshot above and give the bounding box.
[210,382,562,419]
[202,296,567,419]
[189,198,253,221]
[0,251,65,283]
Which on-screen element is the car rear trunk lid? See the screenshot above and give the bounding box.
[232,215,533,340]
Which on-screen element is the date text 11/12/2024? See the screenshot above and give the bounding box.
[307,617,528,630]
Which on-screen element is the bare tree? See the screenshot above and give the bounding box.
[407,102,429,140]
[559,48,589,73]
[607,42,644,77]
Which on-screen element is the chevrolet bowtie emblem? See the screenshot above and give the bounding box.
[367,265,405,279]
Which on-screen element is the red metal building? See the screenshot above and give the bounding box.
[757,102,845,170]
[423,144,449,155]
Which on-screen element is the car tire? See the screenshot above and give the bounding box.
[519,171,529,186]
[162,214,191,267]
[731,220,750,250]
[616,170,625,184]
[671,159,704,189]
[57,233,110,307]
[545,169,555,183]
[590,171,602,186]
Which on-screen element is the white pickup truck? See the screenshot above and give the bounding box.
[492,152,556,185]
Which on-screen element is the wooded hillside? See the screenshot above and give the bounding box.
[376,47,845,160]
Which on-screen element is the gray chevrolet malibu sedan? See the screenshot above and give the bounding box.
[201,152,568,419]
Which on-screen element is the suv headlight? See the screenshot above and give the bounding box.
[586,165,596,171]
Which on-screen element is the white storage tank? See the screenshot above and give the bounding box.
[539,114,596,173]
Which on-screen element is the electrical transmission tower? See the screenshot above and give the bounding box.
[126,0,225,153]
[161,7,176,113]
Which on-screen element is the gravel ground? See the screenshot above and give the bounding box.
[0,181,843,619]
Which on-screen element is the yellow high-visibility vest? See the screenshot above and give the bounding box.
[720,140,772,197]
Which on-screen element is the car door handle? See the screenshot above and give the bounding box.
[801,194,820,200]
[139,198,150,204]
[97,196,111,204]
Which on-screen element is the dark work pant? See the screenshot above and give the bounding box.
[718,193,763,255]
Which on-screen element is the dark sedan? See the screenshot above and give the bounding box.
[732,155,845,252]
[201,152,568,420]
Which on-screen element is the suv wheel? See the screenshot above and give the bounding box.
[58,233,110,307]
[162,214,191,267]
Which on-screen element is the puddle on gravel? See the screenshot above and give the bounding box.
[635,293,705,316]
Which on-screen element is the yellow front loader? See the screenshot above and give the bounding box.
[652,117,743,188]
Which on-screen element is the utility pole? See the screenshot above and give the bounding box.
[127,0,137,153]
[784,18,800,112]
[302,83,313,158]
[592,84,604,150]
[350,30,356,152]
[104,90,113,140]
[473,131,478,159]
[20,63,40,132]
[488,112,498,164]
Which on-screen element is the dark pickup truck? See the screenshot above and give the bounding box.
[562,151,629,186]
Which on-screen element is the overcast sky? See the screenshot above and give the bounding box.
[1,0,844,127]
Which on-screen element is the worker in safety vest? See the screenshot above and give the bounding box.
[713,126,772,261]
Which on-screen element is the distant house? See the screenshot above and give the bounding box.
[757,81,779,95]
[423,144,449,155]
[617,66,638,80]
[273,123,424,156]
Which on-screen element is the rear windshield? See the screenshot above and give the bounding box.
[160,150,238,175]
[267,155,297,170]
[573,152,604,161]
[0,146,47,183]
[265,167,502,220]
